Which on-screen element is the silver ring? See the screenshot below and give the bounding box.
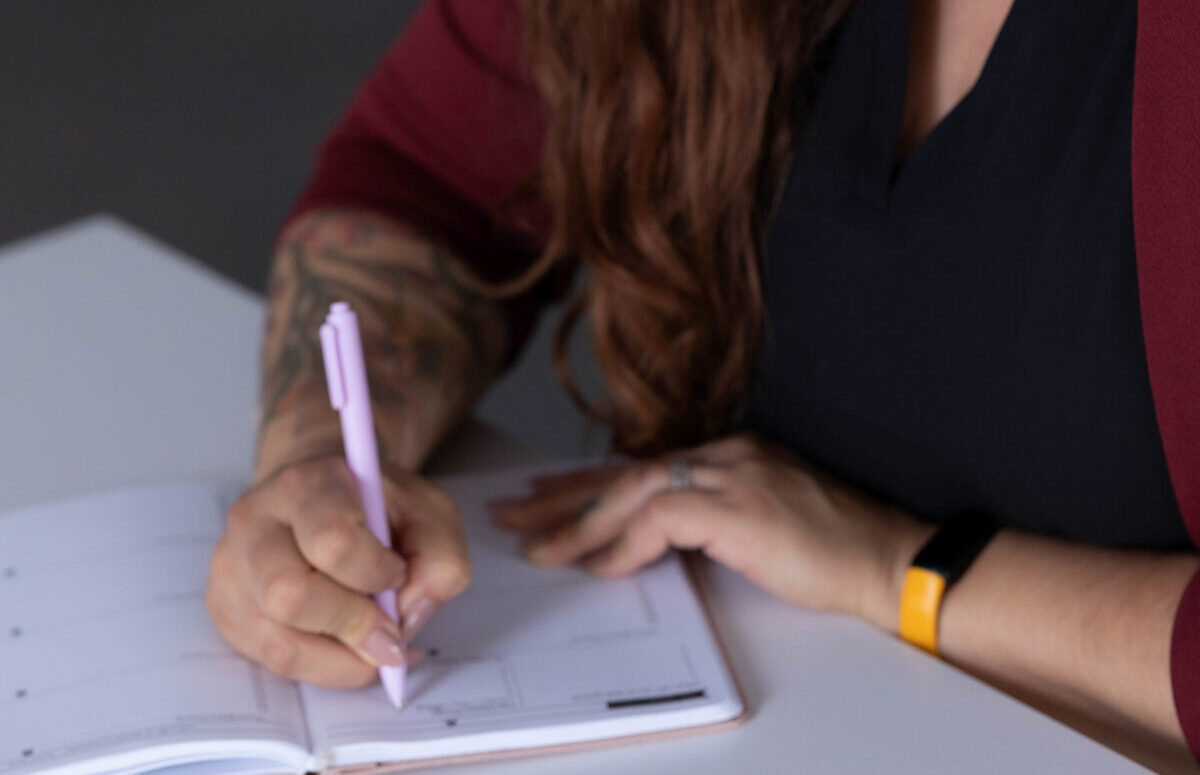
[668,460,693,492]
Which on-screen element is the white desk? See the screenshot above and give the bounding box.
[0,217,1149,774]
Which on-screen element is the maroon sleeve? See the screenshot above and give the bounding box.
[1173,576,1200,761]
[1131,0,1200,762]
[288,0,565,361]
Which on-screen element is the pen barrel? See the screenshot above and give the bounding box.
[323,303,394,560]
[375,587,399,626]
[322,302,404,700]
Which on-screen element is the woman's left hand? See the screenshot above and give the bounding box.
[488,434,933,631]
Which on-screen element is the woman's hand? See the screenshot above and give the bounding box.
[205,455,470,687]
[490,434,931,630]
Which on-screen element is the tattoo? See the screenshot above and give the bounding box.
[260,223,359,431]
[257,211,508,469]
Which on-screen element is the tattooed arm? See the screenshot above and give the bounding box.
[256,209,508,478]
[206,209,508,687]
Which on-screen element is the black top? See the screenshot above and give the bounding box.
[746,0,1187,548]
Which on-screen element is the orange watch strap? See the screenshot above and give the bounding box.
[898,567,946,655]
[897,512,998,656]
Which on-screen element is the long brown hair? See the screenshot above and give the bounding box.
[523,0,837,454]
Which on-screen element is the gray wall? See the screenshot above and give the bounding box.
[0,1,601,458]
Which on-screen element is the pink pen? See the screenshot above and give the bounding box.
[319,301,406,709]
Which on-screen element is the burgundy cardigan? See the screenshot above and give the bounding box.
[290,0,1200,758]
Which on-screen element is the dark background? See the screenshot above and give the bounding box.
[0,0,602,456]
[0,0,419,291]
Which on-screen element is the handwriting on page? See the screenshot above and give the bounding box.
[0,485,308,774]
[300,468,732,756]
[303,567,711,747]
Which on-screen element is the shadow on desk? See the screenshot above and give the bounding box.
[972,668,1196,774]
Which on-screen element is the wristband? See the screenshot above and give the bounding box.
[898,511,998,655]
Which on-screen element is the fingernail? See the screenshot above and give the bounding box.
[522,539,552,565]
[361,628,407,667]
[392,564,408,590]
[402,597,435,640]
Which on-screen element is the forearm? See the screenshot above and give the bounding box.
[255,209,508,480]
[873,522,1199,769]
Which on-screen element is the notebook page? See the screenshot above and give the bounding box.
[0,484,310,775]
[301,467,742,766]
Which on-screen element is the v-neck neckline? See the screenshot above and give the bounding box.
[862,0,1026,205]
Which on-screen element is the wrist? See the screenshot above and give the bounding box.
[252,385,453,481]
[254,380,344,481]
[254,422,343,483]
[858,511,937,633]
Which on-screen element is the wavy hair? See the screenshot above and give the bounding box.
[522,0,837,454]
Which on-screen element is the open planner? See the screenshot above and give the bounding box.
[0,467,744,775]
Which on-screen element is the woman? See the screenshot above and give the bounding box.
[205,0,1200,769]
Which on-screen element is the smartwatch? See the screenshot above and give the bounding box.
[898,511,998,655]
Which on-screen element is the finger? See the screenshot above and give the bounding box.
[214,606,380,688]
[394,502,471,607]
[252,464,409,595]
[490,481,606,533]
[586,491,726,577]
[249,456,355,518]
[289,495,408,595]
[207,542,381,687]
[525,463,628,494]
[489,464,626,531]
[522,463,677,567]
[385,472,471,638]
[245,526,407,667]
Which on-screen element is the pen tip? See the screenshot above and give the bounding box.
[394,700,404,710]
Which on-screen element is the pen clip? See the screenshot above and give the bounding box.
[318,321,347,411]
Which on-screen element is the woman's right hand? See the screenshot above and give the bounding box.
[205,454,471,688]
